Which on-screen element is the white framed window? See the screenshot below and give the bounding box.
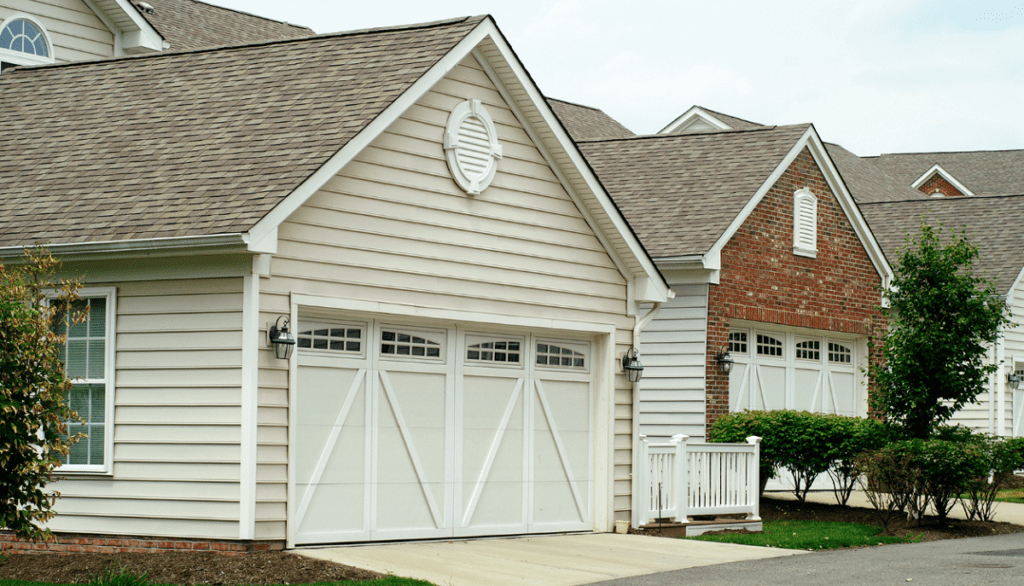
[379,326,444,361]
[793,188,818,258]
[535,340,588,371]
[795,339,821,361]
[56,288,116,473]
[756,333,783,357]
[0,15,55,68]
[828,341,852,364]
[465,334,524,366]
[296,320,365,356]
[728,331,748,354]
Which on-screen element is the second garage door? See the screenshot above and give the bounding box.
[292,316,594,545]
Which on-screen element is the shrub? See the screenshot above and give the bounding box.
[962,437,1024,521]
[856,442,924,531]
[825,416,889,506]
[708,410,783,486]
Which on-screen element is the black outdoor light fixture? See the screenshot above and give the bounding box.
[622,347,644,383]
[716,346,735,374]
[1008,372,1022,390]
[269,316,296,360]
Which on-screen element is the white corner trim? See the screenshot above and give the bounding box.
[705,126,893,285]
[658,106,732,134]
[911,164,975,197]
[239,269,260,540]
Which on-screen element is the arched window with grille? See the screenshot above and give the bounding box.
[0,15,54,68]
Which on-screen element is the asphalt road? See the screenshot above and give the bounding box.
[584,533,1024,586]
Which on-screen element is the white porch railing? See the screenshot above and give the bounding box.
[638,434,761,525]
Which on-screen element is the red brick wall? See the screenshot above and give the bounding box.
[918,173,964,197]
[0,532,283,556]
[705,148,885,427]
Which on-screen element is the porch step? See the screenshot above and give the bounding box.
[640,518,762,536]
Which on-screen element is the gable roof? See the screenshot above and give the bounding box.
[0,16,484,247]
[547,98,635,142]
[859,195,1024,295]
[659,105,767,134]
[868,150,1024,197]
[579,125,810,258]
[825,143,929,204]
[136,0,314,51]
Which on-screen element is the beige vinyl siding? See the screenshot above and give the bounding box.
[49,275,245,540]
[638,284,709,440]
[0,0,115,62]
[949,344,1000,435]
[258,54,637,534]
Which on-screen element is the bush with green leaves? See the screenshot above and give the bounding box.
[0,250,81,539]
[708,410,785,487]
[869,222,1012,440]
[962,437,1024,521]
[825,416,890,506]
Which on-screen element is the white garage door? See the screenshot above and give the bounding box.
[292,317,593,545]
[728,326,863,416]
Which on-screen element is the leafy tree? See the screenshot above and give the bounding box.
[0,250,81,539]
[869,222,1012,439]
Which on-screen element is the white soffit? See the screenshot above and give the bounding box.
[705,126,893,285]
[658,106,732,134]
[248,17,669,304]
[911,164,975,197]
[88,0,164,53]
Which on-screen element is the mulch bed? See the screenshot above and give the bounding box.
[4,488,1024,584]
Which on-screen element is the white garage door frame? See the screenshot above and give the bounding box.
[285,294,617,547]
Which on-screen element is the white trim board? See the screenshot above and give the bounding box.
[658,106,733,134]
[911,164,975,197]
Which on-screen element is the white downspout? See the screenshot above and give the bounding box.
[630,298,668,527]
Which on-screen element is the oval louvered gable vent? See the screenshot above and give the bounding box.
[444,99,502,195]
[793,188,817,258]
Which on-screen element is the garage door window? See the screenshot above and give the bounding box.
[795,339,820,361]
[297,322,364,354]
[380,328,443,359]
[536,341,586,370]
[466,336,522,365]
[729,331,748,353]
[756,334,783,357]
[828,342,852,364]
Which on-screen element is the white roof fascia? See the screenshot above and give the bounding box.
[87,0,164,54]
[658,106,732,134]
[704,126,893,288]
[247,18,669,304]
[1004,265,1024,307]
[0,233,248,262]
[911,164,975,197]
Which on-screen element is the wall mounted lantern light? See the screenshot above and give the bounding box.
[268,316,296,360]
[716,346,735,374]
[1008,372,1022,390]
[622,347,644,383]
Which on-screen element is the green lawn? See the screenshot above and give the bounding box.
[684,519,920,550]
[0,579,433,586]
[993,488,1024,504]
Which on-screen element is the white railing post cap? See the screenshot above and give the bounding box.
[746,436,762,444]
[670,433,689,442]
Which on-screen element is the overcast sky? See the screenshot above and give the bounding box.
[203,0,1023,156]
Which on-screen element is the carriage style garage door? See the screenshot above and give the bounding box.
[728,325,864,417]
[292,316,594,545]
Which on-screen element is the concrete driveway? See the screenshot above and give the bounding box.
[295,532,803,586]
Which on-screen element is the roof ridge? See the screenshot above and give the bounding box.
[878,148,1024,157]
[859,193,1024,206]
[1,15,481,74]
[157,0,314,32]
[579,123,813,144]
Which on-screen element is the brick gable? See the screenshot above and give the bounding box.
[704,148,884,426]
[918,173,966,197]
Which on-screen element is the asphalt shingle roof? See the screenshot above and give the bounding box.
[0,16,485,247]
[547,98,635,142]
[137,0,314,51]
[694,106,766,131]
[826,143,928,204]
[869,150,1024,197]
[579,124,810,258]
[860,196,1024,295]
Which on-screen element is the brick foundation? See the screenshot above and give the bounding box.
[705,148,886,428]
[0,532,285,556]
